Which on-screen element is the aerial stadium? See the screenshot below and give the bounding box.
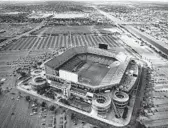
[44,46,138,91]
[17,45,140,127]
[41,46,140,127]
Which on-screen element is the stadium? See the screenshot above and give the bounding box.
[43,45,139,127]
[44,46,132,91]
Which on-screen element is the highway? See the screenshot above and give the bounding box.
[93,6,168,56]
[124,25,168,55]
[93,6,124,25]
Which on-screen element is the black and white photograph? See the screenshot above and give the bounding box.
[0,0,167,128]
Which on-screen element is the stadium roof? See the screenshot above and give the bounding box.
[45,46,117,69]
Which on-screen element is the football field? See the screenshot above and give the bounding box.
[78,61,109,86]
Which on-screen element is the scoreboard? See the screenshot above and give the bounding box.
[59,69,78,83]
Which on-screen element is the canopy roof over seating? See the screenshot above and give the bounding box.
[45,46,118,69]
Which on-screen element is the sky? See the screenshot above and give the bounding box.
[0,0,168,2]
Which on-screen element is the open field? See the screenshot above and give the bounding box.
[0,51,30,77]
[33,26,95,35]
[0,23,39,38]
[4,34,121,51]
[31,26,115,35]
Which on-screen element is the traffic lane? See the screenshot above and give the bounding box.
[124,26,168,55]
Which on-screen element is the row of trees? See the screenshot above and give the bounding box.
[0,14,29,23]
[46,19,113,26]
[35,85,55,99]
[16,67,30,79]
[25,95,57,111]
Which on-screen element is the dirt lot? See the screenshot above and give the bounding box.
[0,23,39,38]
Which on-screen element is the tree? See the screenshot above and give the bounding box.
[41,101,47,108]
[18,91,21,96]
[60,99,70,105]
[0,81,4,86]
[54,109,58,114]
[71,113,75,120]
[25,96,31,101]
[20,72,27,77]
[49,105,55,111]
[33,99,38,104]
[32,63,37,69]
[37,61,42,66]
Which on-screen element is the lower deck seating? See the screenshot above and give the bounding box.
[60,53,116,74]
[100,67,118,85]
[78,55,86,61]
[61,57,81,71]
[120,63,138,92]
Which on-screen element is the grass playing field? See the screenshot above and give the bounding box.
[77,61,109,86]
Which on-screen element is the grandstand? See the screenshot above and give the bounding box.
[119,61,139,92]
[59,54,112,86]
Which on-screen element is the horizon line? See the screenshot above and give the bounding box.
[0,0,168,3]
